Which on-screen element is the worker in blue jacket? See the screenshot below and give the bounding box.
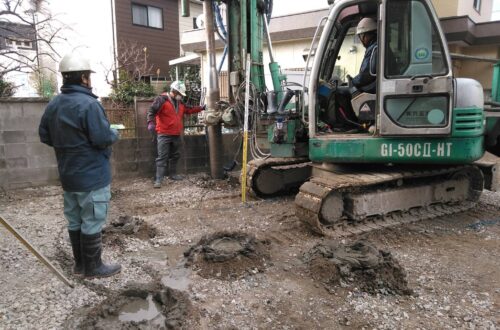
[39,52,121,279]
[335,17,377,128]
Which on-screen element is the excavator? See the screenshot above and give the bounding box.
[195,0,500,236]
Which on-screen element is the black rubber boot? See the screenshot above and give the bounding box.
[81,232,121,279]
[68,230,83,276]
[154,166,167,188]
[169,163,183,181]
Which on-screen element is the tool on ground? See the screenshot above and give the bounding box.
[0,215,74,288]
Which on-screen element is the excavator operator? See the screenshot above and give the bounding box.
[335,17,377,129]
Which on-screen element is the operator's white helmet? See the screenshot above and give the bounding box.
[356,17,377,35]
[170,80,187,96]
[59,52,94,73]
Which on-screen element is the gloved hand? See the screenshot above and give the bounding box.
[147,122,156,132]
[202,104,207,110]
[346,74,353,88]
[110,127,120,139]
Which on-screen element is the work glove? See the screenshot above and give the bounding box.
[202,104,207,110]
[110,127,120,140]
[147,122,156,132]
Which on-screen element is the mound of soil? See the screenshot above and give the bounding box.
[304,240,412,295]
[104,215,158,241]
[184,231,270,280]
[64,283,195,330]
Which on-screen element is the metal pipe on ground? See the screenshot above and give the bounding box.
[204,0,224,179]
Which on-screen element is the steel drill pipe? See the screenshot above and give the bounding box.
[204,0,224,179]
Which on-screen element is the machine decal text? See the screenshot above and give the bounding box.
[380,142,452,158]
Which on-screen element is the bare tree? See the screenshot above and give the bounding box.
[0,0,65,76]
[103,40,154,89]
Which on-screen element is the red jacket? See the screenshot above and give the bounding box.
[151,93,204,136]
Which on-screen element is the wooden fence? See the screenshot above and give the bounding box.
[105,107,136,138]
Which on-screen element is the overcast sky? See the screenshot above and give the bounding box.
[493,0,500,20]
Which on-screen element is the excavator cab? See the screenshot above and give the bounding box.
[315,0,453,134]
[306,0,485,165]
[294,0,488,234]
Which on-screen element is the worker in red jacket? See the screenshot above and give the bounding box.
[146,80,205,188]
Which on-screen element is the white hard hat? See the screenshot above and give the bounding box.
[170,80,186,96]
[356,17,377,35]
[59,53,94,73]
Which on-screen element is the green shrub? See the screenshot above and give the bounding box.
[109,71,156,106]
[0,77,15,97]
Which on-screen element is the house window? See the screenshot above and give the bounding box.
[473,0,481,12]
[132,3,163,29]
[4,38,32,49]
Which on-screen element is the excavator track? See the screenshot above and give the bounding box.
[247,157,311,197]
[295,164,484,237]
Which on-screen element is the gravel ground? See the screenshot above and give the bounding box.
[0,175,499,329]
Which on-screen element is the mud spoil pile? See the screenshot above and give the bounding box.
[103,215,158,246]
[65,283,196,330]
[304,240,412,295]
[184,231,270,280]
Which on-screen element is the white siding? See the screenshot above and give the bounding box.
[179,1,203,55]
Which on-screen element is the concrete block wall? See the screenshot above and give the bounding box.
[118,98,239,179]
[0,97,241,189]
[0,98,59,189]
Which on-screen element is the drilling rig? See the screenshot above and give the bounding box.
[191,0,500,236]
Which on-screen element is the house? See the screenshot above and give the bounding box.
[4,0,187,97]
[433,0,499,94]
[180,0,500,98]
[0,21,39,96]
[113,0,180,83]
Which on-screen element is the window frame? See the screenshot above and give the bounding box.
[4,38,33,50]
[131,2,164,30]
[473,0,481,13]
[383,0,449,79]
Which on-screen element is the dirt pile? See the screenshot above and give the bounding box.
[184,231,270,280]
[64,283,195,330]
[304,240,412,295]
[103,216,158,246]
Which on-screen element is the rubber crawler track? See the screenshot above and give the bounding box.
[247,157,311,197]
[295,165,484,237]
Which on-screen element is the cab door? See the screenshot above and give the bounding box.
[378,0,453,136]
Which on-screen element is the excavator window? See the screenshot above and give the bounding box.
[383,0,450,129]
[384,0,448,78]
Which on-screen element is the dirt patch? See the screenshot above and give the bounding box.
[64,282,196,329]
[304,240,412,295]
[103,215,158,242]
[184,231,270,280]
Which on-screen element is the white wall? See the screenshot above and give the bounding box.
[179,1,203,55]
[457,0,493,22]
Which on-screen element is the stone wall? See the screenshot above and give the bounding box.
[0,98,240,190]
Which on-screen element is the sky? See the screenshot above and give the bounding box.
[493,0,500,20]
